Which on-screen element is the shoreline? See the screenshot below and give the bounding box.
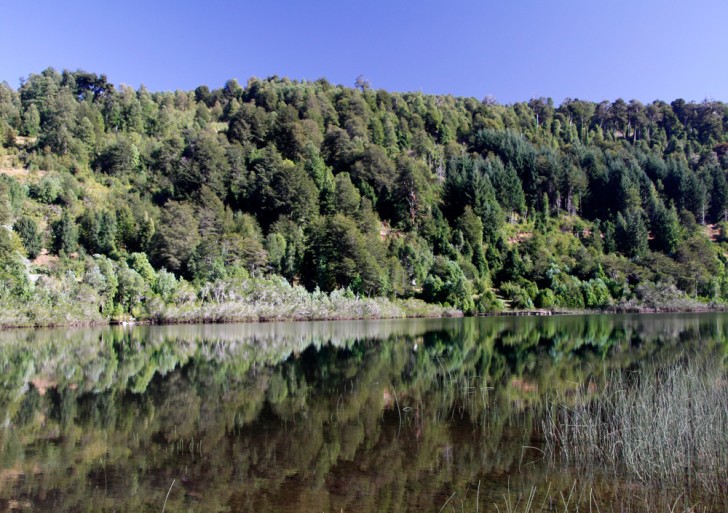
[0,304,464,330]
[481,304,728,317]
[3,302,728,330]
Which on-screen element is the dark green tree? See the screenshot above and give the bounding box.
[615,209,648,258]
[51,211,79,255]
[13,216,43,259]
[303,214,386,295]
[650,201,681,254]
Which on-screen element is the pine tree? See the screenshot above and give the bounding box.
[616,209,648,258]
[52,211,79,255]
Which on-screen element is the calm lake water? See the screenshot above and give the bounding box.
[0,314,726,512]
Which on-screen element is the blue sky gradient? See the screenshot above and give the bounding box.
[2,0,727,104]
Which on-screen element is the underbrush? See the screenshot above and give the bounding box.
[147,277,461,323]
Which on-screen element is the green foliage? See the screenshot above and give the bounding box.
[128,252,156,284]
[152,201,200,274]
[475,128,537,207]
[30,174,63,204]
[443,155,504,244]
[13,216,42,259]
[500,281,534,309]
[535,288,556,308]
[389,234,433,297]
[334,172,360,212]
[0,182,15,224]
[303,214,387,296]
[0,228,32,300]
[0,176,26,215]
[21,104,40,137]
[616,209,648,259]
[83,255,118,314]
[264,232,287,275]
[547,265,586,308]
[455,206,488,276]
[499,247,527,283]
[80,209,118,255]
[422,256,475,313]
[153,268,178,302]
[5,69,728,322]
[650,201,681,254]
[581,278,611,308]
[51,211,79,255]
[115,262,148,314]
[96,137,141,176]
[475,289,504,312]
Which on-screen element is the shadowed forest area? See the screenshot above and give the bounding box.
[3,70,728,324]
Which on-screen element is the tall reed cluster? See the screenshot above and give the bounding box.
[542,358,728,495]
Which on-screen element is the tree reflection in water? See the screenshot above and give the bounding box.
[0,314,725,512]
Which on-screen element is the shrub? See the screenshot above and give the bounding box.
[30,173,63,204]
[554,275,585,308]
[535,288,556,308]
[422,256,475,313]
[581,278,611,307]
[500,281,534,309]
[475,289,504,313]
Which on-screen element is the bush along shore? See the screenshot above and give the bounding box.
[2,234,727,328]
[0,255,461,328]
[2,240,728,329]
[6,70,728,326]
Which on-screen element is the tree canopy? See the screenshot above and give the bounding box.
[2,68,728,320]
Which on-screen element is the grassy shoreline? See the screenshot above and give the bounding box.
[5,294,728,329]
[479,303,728,317]
[5,303,728,329]
[0,291,462,329]
[2,267,728,329]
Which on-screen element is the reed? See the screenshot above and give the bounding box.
[542,357,728,496]
[442,480,717,513]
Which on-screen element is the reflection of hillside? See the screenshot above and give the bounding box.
[0,315,725,512]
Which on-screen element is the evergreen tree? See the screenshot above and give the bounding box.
[52,211,79,255]
[13,216,42,259]
[615,209,648,258]
[650,201,681,254]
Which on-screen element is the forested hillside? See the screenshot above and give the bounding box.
[1,68,728,325]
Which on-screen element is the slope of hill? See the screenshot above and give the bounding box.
[1,68,728,325]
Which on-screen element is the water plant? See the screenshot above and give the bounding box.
[542,357,728,500]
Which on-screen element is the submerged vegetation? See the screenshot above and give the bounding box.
[4,70,728,323]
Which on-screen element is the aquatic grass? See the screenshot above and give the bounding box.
[442,480,714,513]
[542,357,728,496]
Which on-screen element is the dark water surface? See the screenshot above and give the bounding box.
[0,314,726,512]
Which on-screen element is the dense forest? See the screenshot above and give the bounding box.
[2,68,728,324]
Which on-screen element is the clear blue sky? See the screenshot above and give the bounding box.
[2,0,727,104]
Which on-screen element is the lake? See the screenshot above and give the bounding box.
[0,314,726,512]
